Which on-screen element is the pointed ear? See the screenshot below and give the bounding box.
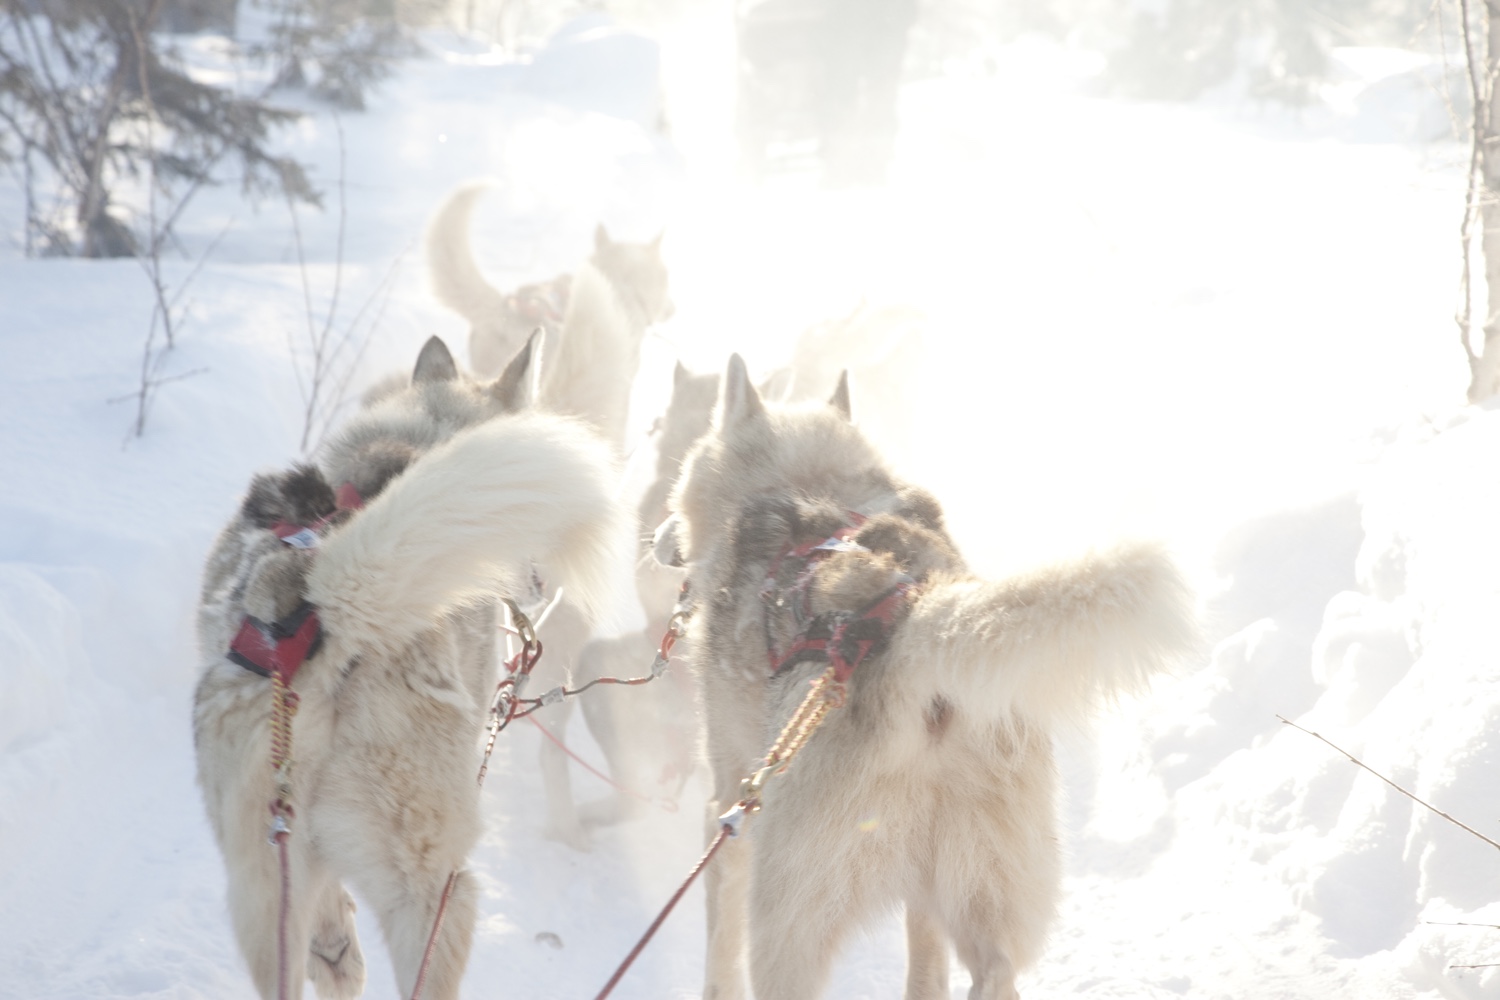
[717,353,765,431]
[412,335,458,384]
[828,370,852,422]
[490,328,543,411]
[594,223,612,254]
[651,230,664,250]
[673,359,690,389]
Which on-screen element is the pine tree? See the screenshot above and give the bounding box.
[0,0,317,257]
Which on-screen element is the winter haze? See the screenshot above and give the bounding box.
[1,1,1496,999]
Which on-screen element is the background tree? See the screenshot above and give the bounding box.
[0,0,318,257]
[1459,0,1500,402]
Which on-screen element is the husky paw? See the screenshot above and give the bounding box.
[308,891,366,1000]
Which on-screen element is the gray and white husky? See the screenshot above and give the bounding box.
[655,355,1198,1000]
[426,183,677,848]
[193,335,627,999]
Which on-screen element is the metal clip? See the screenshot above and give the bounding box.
[718,801,753,838]
[650,652,669,678]
[268,813,290,845]
[540,686,565,706]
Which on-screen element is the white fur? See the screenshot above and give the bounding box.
[424,182,511,346]
[893,542,1198,732]
[195,366,628,999]
[538,261,641,449]
[308,412,627,659]
[668,355,1199,1000]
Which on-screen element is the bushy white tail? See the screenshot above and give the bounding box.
[306,413,626,660]
[540,262,637,448]
[893,542,1198,727]
[426,181,504,327]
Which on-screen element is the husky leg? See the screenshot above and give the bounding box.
[949,899,1019,1000]
[364,868,478,1000]
[703,802,751,1000]
[223,826,317,1000]
[903,907,950,1000]
[534,601,591,850]
[744,824,852,1000]
[306,882,366,1000]
[535,698,591,850]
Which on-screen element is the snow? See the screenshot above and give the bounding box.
[2,7,1499,999]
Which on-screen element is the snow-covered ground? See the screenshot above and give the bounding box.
[3,8,1498,999]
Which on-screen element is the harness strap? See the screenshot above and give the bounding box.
[773,579,912,681]
[227,481,364,680]
[228,600,323,683]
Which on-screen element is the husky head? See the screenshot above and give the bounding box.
[323,331,542,501]
[591,224,674,326]
[663,354,887,571]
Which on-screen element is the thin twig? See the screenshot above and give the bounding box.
[107,367,210,404]
[1427,921,1500,929]
[1277,716,1500,852]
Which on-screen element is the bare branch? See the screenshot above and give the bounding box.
[1277,715,1500,852]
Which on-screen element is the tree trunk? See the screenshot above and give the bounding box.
[1471,1,1500,401]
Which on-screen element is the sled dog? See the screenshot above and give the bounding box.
[570,361,723,827]
[425,187,670,847]
[425,180,673,381]
[193,334,626,1000]
[656,356,1197,1000]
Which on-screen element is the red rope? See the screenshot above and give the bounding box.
[592,826,731,1000]
[408,870,459,1000]
[526,714,678,813]
[275,824,291,1000]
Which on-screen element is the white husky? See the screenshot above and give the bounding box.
[426,184,676,848]
[193,335,627,999]
[656,355,1198,1000]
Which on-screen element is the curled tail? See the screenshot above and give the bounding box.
[893,542,1198,728]
[306,413,627,659]
[426,181,507,327]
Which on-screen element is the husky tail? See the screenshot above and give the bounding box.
[307,412,626,659]
[894,542,1197,728]
[426,181,506,327]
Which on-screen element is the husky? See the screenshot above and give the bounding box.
[568,361,723,828]
[425,180,673,380]
[655,356,1197,1000]
[193,334,627,1000]
[425,187,672,848]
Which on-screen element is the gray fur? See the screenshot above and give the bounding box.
[193,335,625,999]
[665,354,1199,1000]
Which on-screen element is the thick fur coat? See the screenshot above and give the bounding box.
[425,181,672,388]
[426,184,676,848]
[193,335,627,999]
[658,355,1198,1000]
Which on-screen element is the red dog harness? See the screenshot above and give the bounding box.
[227,482,364,682]
[760,514,913,683]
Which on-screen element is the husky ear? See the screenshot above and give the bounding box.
[650,230,665,251]
[412,335,458,384]
[828,370,853,422]
[490,328,543,411]
[673,359,691,389]
[717,353,765,431]
[594,223,613,254]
